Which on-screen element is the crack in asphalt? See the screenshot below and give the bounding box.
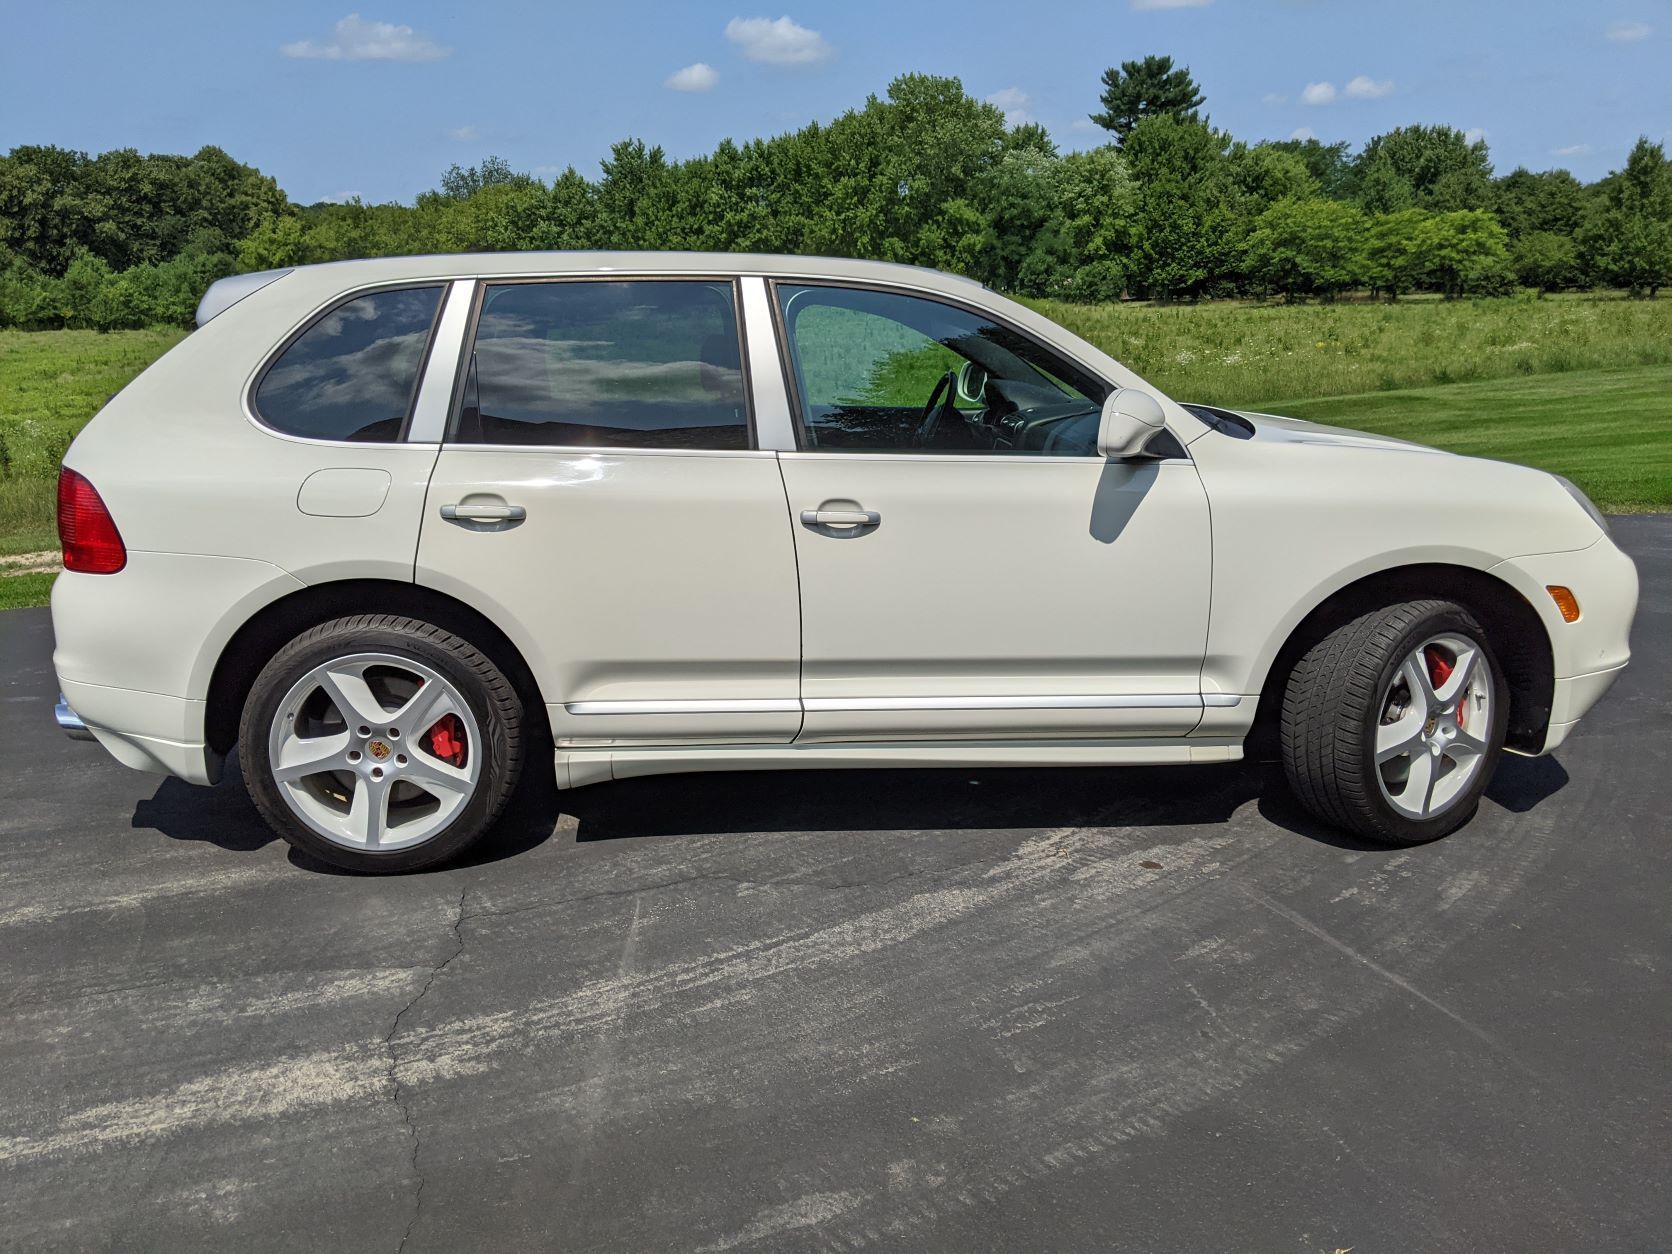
[386,885,468,1254]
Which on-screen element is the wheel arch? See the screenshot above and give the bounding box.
[1243,563,1555,759]
[205,578,548,757]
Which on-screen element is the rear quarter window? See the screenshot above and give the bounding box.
[253,286,444,442]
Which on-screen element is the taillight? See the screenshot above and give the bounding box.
[57,467,127,574]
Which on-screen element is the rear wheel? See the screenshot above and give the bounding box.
[240,615,523,872]
[1280,600,1507,845]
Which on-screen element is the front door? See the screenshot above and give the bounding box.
[769,282,1212,743]
[416,276,802,747]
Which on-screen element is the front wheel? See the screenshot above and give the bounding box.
[1280,600,1508,845]
[240,615,524,872]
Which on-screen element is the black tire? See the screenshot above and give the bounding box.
[240,614,523,873]
[1280,599,1508,845]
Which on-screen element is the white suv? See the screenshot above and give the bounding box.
[51,253,1638,871]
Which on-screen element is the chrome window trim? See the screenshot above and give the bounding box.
[433,445,777,460]
[739,277,798,452]
[447,274,757,452]
[406,280,478,443]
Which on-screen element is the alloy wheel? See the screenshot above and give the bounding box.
[1373,633,1494,820]
[266,651,482,851]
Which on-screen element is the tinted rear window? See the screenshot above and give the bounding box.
[254,286,443,442]
[454,280,749,450]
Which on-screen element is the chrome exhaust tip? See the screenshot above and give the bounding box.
[55,694,95,741]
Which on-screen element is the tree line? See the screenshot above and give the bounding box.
[2,60,1669,331]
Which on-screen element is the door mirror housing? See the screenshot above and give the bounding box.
[1097,388,1169,458]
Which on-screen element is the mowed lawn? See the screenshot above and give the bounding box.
[1268,366,1672,513]
[1,297,1668,609]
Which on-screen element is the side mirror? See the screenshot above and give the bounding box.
[1097,387,1168,458]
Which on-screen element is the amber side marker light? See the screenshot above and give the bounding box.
[1546,585,1581,623]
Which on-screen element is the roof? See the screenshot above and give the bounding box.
[199,251,986,326]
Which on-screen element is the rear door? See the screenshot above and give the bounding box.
[415,275,802,747]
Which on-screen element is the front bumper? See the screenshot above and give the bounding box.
[1490,533,1639,753]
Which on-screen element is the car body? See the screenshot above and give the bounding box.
[51,252,1638,869]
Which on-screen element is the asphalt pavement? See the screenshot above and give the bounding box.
[1,517,1666,1252]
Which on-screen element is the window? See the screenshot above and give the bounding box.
[455,280,749,450]
[774,284,1108,455]
[253,286,443,442]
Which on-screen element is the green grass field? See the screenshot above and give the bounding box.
[1,295,1667,609]
[0,327,187,556]
[1028,290,1672,406]
[1271,366,1672,513]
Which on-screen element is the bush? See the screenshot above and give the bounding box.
[1063,260,1128,303]
[0,256,55,328]
[0,418,71,480]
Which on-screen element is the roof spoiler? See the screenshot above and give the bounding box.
[196,268,293,327]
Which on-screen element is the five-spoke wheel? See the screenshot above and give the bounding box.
[1281,600,1507,845]
[241,616,523,872]
[1373,634,1494,821]
[268,652,482,852]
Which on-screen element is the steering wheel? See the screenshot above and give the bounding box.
[911,371,959,449]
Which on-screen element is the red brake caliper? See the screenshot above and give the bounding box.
[426,714,467,767]
[1425,645,1463,730]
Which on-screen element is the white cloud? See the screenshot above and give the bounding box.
[1606,20,1651,41]
[1464,127,1487,145]
[724,16,832,65]
[445,125,477,141]
[323,190,362,203]
[1132,0,1213,8]
[1069,117,1103,133]
[1262,92,1287,105]
[665,62,719,92]
[986,87,1032,126]
[281,13,450,61]
[1289,127,1315,142]
[1551,143,1592,157]
[1301,81,1337,105]
[1343,74,1394,99]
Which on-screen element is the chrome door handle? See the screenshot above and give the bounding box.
[440,502,526,523]
[800,509,880,528]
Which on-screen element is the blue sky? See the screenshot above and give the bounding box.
[2,0,1667,204]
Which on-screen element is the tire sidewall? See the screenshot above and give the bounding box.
[1360,606,1509,842]
[241,621,515,873]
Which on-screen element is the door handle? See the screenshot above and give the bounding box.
[800,508,880,528]
[440,502,526,523]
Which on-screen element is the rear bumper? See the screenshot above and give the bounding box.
[51,553,300,786]
[54,693,95,741]
[55,676,222,785]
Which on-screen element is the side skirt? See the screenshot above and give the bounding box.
[555,738,1245,788]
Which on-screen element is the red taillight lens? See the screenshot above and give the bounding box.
[57,468,127,574]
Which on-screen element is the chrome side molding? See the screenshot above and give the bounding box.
[566,694,1243,716]
[565,698,802,716]
[55,694,95,741]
